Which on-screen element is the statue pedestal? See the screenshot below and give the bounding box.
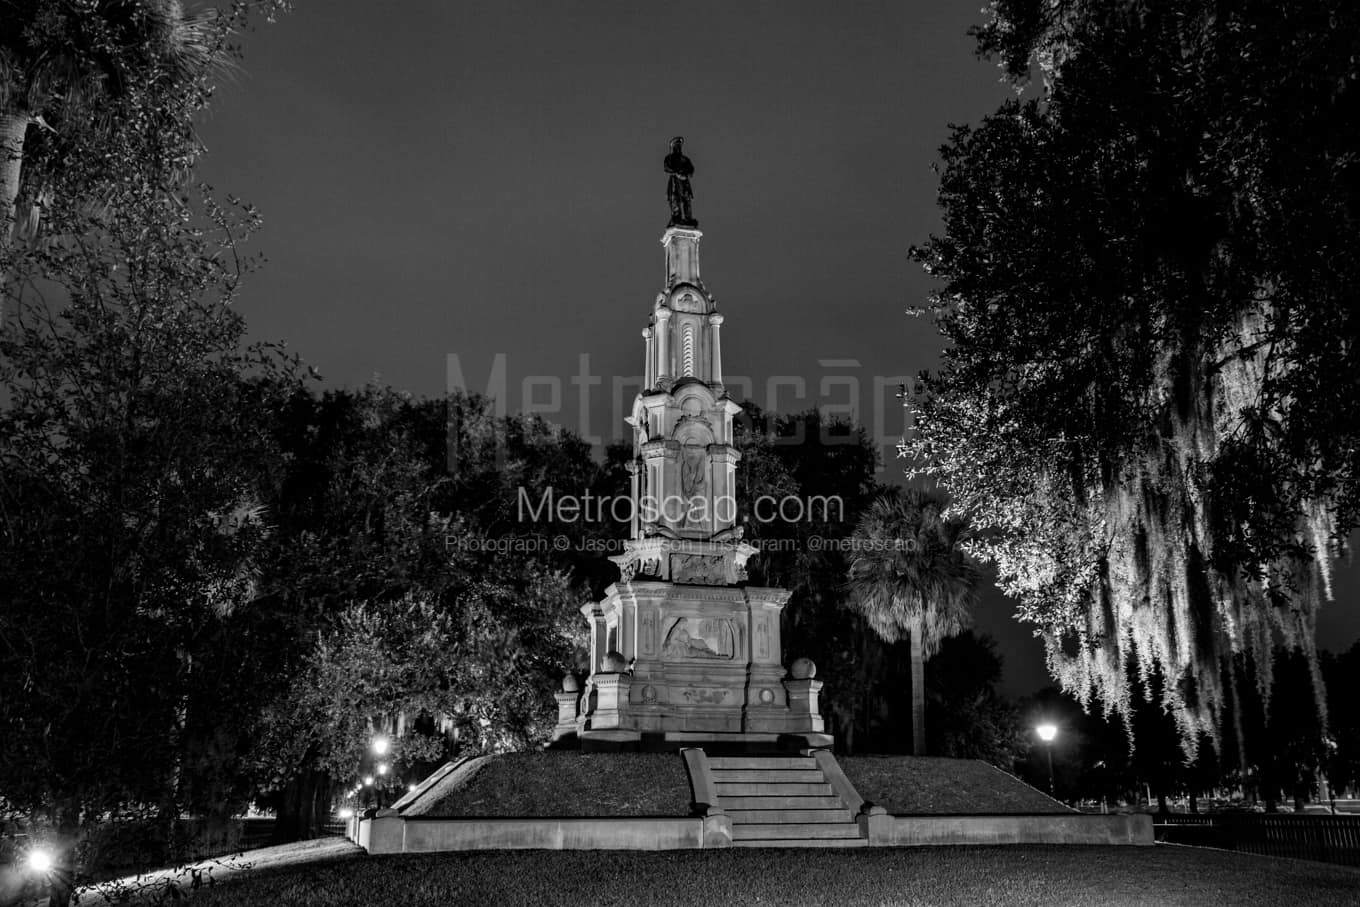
[569,574,828,749]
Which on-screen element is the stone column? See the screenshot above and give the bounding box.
[708,313,724,386]
[642,326,654,389]
[580,601,608,673]
[627,459,640,538]
[710,445,738,533]
[553,687,581,742]
[589,673,633,729]
[783,677,825,733]
[655,307,672,387]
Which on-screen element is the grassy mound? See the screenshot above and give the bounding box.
[403,752,693,818]
[839,756,1070,815]
[183,845,1360,906]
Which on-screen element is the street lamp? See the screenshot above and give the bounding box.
[1036,722,1058,798]
[372,736,390,756]
[27,849,53,874]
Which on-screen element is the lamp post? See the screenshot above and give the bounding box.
[1036,722,1058,798]
[369,735,393,808]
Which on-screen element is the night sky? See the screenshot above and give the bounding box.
[196,0,1359,695]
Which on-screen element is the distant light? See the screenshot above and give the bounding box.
[363,775,374,787]
[408,783,417,792]
[1036,723,1058,743]
[338,808,354,820]
[372,736,390,756]
[28,850,54,873]
[377,763,389,776]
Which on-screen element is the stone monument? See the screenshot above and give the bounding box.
[555,140,828,750]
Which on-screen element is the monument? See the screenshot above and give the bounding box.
[555,139,828,750]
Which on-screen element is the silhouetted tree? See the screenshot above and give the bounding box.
[847,488,981,754]
[925,632,1025,767]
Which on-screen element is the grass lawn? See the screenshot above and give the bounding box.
[406,752,693,817]
[839,756,1069,814]
[178,843,1360,907]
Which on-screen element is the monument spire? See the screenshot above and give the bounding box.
[554,140,827,751]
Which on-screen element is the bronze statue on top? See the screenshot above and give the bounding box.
[665,136,697,227]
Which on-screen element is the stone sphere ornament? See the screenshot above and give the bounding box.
[561,673,580,693]
[791,657,817,680]
[601,651,629,673]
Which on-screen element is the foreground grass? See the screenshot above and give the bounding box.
[184,844,1360,906]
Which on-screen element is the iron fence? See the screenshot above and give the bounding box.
[1155,812,1360,867]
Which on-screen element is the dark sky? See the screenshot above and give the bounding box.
[196,0,1359,695]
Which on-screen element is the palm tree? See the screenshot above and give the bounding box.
[847,487,981,756]
[1,1,214,252]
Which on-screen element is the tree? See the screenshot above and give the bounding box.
[925,631,1025,767]
[1,1,288,259]
[250,388,594,841]
[1322,643,1360,800]
[1,7,292,901]
[907,0,1357,755]
[0,128,295,907]
[733,405,911,754]
[846,488,981,754]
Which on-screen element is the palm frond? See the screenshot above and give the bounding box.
[846,486,981,656]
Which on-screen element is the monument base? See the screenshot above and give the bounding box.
[565,577,829,750]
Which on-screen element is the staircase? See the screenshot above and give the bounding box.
[708,754,866,847]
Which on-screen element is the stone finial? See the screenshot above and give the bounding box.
[791,657,817,680]
[601,650,629,673]
[562,673,580,693]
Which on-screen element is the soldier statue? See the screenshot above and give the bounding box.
[665,136,696,227]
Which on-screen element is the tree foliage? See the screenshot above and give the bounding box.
[731,406,910,753]
[1,1,289,256]
[909,0,1359,754]
[0,64,296,907]
[925,632,1025,767]
[846,487,981,753]
[1,7,292,900]
[248,389,592,836]
[846,488,980,654]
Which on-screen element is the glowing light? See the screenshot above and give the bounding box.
[363,775,374,787]
[408,783,417,792]
[338,808,354,820]
[372,736,390,756]
[1036,723,1058,743]
[377,763,389,776]
[28,850,54,873]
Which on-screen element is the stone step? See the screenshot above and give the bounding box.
[707,756,818,771]
[709,769,826,784]
[720,795,847,810]
[726,808,854,824]
[732,823,862,840]
[733,837,869,849]
[714,782,834,797]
